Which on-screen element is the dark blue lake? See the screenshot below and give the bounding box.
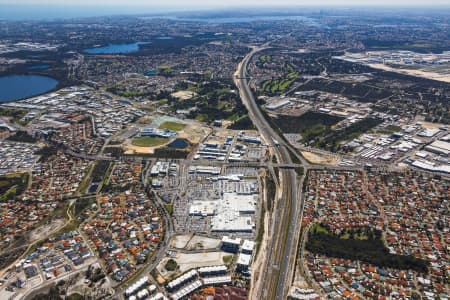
[27,64,50,70]
[83,42,150,54]
[0,75,58,102]
[88,184,99,193]
[168,138,188,149]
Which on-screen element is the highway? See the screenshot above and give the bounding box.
[234,46,307,300]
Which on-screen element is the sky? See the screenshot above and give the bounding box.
[0,0,448,21]
[1,0,449,6]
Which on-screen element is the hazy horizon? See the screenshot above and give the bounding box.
[0,1,449,21]
[1,0,450,6]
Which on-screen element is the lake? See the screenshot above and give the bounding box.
[83,42,150,54]
[27,64,50,70]
[168,138,189,149]
[144,69,158,76]
[0,75,58,102]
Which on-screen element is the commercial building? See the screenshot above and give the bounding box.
[211,215,254,233]
[241,240,255,255]
[220,236,241,253]
[222,193,256,214]
[236,253,252,272]
[424,140,450,156]
[188,166,221,175]
[189,201,218,216]
[141,128,176,138]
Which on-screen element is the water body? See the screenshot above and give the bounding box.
[144,69,158,76]
[27,64,50,70]
[168,138,189,149]
[28,55,48,59]
[88,184,99,193]
[155,36,174,40]
[0,75,58,102]
[83,42,150,54]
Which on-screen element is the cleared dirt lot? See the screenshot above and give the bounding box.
[157,251,232,278]
[29,219,65,241]
[301,151,340,166]
[369,63,450,83]
[170,234,193,249]
[170,234,221,250]
[171,91,197,100]
[177,122,211,145]
[186,235,221,251]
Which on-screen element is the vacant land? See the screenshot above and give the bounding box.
[159,121,186,132]
[171,234,193,249]
[186,235,221,250]
[131,136,168,147]
[301,151,340,166]
[271,111,343,136]
[171,90,197,100]
[173,251,230,273]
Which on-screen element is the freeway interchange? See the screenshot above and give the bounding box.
[234,46,309,300]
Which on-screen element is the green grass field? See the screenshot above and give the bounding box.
[132,137,168,147]
[159,121,186,132]
[261,71,298,95]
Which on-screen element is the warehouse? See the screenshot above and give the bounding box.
[424,140,450,156]
[266,99,291,111]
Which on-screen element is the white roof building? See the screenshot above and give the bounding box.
[222,193,256,214]
[425,140,450,156]
[241,240,255,254]
[221,236,241,246]
[189,201,218,216]
[237,253,252,267]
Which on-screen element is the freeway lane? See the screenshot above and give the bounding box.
[234,46,305,300]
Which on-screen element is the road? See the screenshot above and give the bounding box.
[234,46,307,300]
